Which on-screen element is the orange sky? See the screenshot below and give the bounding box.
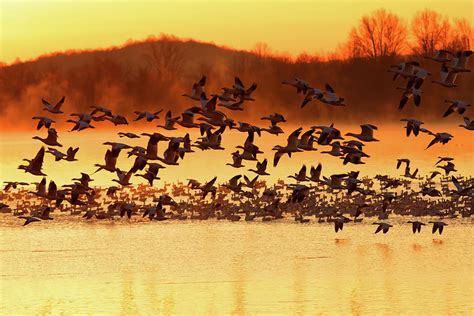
[1,0,472,64]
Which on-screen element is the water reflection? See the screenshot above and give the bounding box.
[432,239,445,246]
[231,256,246,316]
[120,272,138,315]
[335,238,350,246]
[411,243,423,252]
[0,221,472,314]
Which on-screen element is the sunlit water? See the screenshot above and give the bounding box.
[1,217,472,315]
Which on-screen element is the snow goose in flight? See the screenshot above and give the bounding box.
[443,100,471,117]
[226,151,244,168]
[234,147,257,162]
[301,87,324,108]
[18,147,46,176]
[195,93,218,117]
[200,177,218,199]
[263,123,284,135]
[388,61,419,80]
[343,140,365,150]
[321,84,345,106]
[424,49,452,63]
[289,165,308,182]
[118,132,140,139]
[420,128,453,149]
[428,221,447,234]
[306,163,322,183]
[66,147,80,161]
[396,158,411,170]
[46,147,79,162]
[298,129,318,150]
[345,124,379,142]
[428,171,441,180]
[32,116,55,130]
[432,63,458,87]
[94,149,120,174]
[272,127,303,166]
[235,123,261,136]
[451,176,474,196]
[420,187,442,197]
[342,151,367,165]
[195,126,226,151]
[33,128,62,147]
[397,77,423,109]
[67,119,95,131]
[104,114,129,125]
[400,118,424,136]
[177,110,199,128]
[212,89,236,102]
[334,215,351,232]
[289,185,311,204]
[403,165,418,179]
[218,99,244,111]
[312,124,343,145]
[182,75,206,100]
[407,221,425,233]
[70,112,102,124]
[243,175,259,189]
[181,134,194,153]
[136,164,162,186]
[42,96,65,114]
[436,162,457,175]
[3,181,29,191]
[321,174,347,190]
[140,133,169,160]
[261,113,286,125]
[113,168,134,186]
[90,105,113,117]
[197,111,230,127]
[373,222,393,234]
[248,159,270,175]
[158,139,184,165]
[157,110,180,130]
[435,156,453,165]
[134,110,162,122]
[232,77,257,101]
[103,142,131,156]
[72,172,94,188]
[321,141,344,157]
[449,50,472,72]
[223,175,243,193]
[345,171,360,195]
[459,117,474,130]
[282,78,310,94]
[29,177,47,198]
[19,216,41,226]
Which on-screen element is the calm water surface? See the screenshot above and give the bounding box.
[0,217,473,315]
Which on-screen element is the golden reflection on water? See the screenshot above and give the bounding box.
[1,219,472,315]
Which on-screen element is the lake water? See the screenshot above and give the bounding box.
[1,217,472,315]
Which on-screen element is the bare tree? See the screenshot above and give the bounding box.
[449,18,473,51]
[147,34,186,84]
[346,9,408,60]
[252,42,272,71]
[411,9,451,55]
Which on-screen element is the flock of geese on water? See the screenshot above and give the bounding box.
[1,49,473,235]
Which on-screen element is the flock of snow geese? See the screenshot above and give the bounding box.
[1,49,473,235]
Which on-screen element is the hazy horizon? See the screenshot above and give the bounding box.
[1,0,472,64]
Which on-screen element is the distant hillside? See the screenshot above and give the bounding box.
[0,36,472,130]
